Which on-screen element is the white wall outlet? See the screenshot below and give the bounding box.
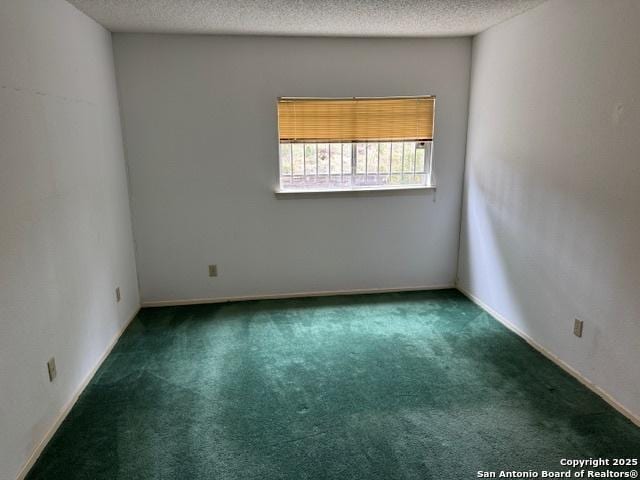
[47,357,57,382]
[573,318,584,338]
[115,287,121,302]
[208,265,218,277]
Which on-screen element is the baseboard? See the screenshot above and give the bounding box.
[13,287,638,480]
[456,285,640,428]
[141,284,455,307]
[15,306,141,480]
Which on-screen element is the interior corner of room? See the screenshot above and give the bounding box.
[2,1,639,479]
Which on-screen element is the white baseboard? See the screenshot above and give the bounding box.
[21,284,635,480]
[15,306,141,480]
[456,285,640,428]
[141,284,456,307]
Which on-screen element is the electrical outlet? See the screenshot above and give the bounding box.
[115,287,121,302]
[573,318,584,338]
[47,357,57,382]
[208,265,218,277]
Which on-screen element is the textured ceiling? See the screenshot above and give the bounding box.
[66,0,548,36]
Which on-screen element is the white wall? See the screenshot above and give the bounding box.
[0,1,139,479]
[112,35,471,304]
[458,0,640,418]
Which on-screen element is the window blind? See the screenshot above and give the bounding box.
[277,96,435,143]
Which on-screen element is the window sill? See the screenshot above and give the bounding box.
[274,184,436,196]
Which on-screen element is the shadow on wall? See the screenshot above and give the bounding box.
[458,147,639,404]
[458,157,529,330]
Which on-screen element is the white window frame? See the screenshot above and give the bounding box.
[275,97,436,194]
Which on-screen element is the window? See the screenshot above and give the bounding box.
[277,96,435,192]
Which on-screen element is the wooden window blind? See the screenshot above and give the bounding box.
[277,96,435,144]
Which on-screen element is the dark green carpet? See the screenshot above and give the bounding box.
[27,290,639,479]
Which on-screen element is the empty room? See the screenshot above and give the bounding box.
[2,0,639,478]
